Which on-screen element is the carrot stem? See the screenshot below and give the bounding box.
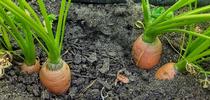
[175,60,187,72]
[142,33,157,43]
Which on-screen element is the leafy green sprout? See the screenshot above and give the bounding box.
[0,7,37,66]
[169,3,210,87]
[174,25,210,72]
[0,15,12,51]
[165,22,210,87]
[0,0,71,70]
[140,0,210,43]
[140,1,210,87]
[150,7,174,22]
[164,27,210,88]
[135,7,174,29]
[174,26,210,88]
[0,26,12,51]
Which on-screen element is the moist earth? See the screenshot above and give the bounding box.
[0,1,210,100]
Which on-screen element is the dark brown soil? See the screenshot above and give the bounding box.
[0,1,210,100]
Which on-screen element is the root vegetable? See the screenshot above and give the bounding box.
[132,35,162,69]
[21,59,41,74]
[155,62,176,80]
[39,60,71,94]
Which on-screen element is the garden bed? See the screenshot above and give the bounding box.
[0,1,210,99]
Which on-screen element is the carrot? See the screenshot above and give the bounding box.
[155,62,176,80]
[21,59,41,74]
[132,35,162,69]
[132,0,210,70]
[0,0,72,95]
[39,60,71,94]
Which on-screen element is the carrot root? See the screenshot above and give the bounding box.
[39,60,71,95]
[155,62,177,80]
[132,35,162,69]
[20,59,41,74]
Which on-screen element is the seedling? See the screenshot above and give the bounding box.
[155,25,210,84]
[0,0,71,94]
[0,7,40,74]
[155,3,210,88]
[132,0,210,69]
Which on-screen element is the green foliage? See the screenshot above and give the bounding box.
[47,14,57,27]
[0,0,72,69]
[140,0,210,43]
[173,14,210,87]
[0,25,12,51]
[151,7,174,22]
[0,8,36,66]
[0,15,12,51]
[175,26,210,71]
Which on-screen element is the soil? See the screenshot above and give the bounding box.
[0,0,210,100]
